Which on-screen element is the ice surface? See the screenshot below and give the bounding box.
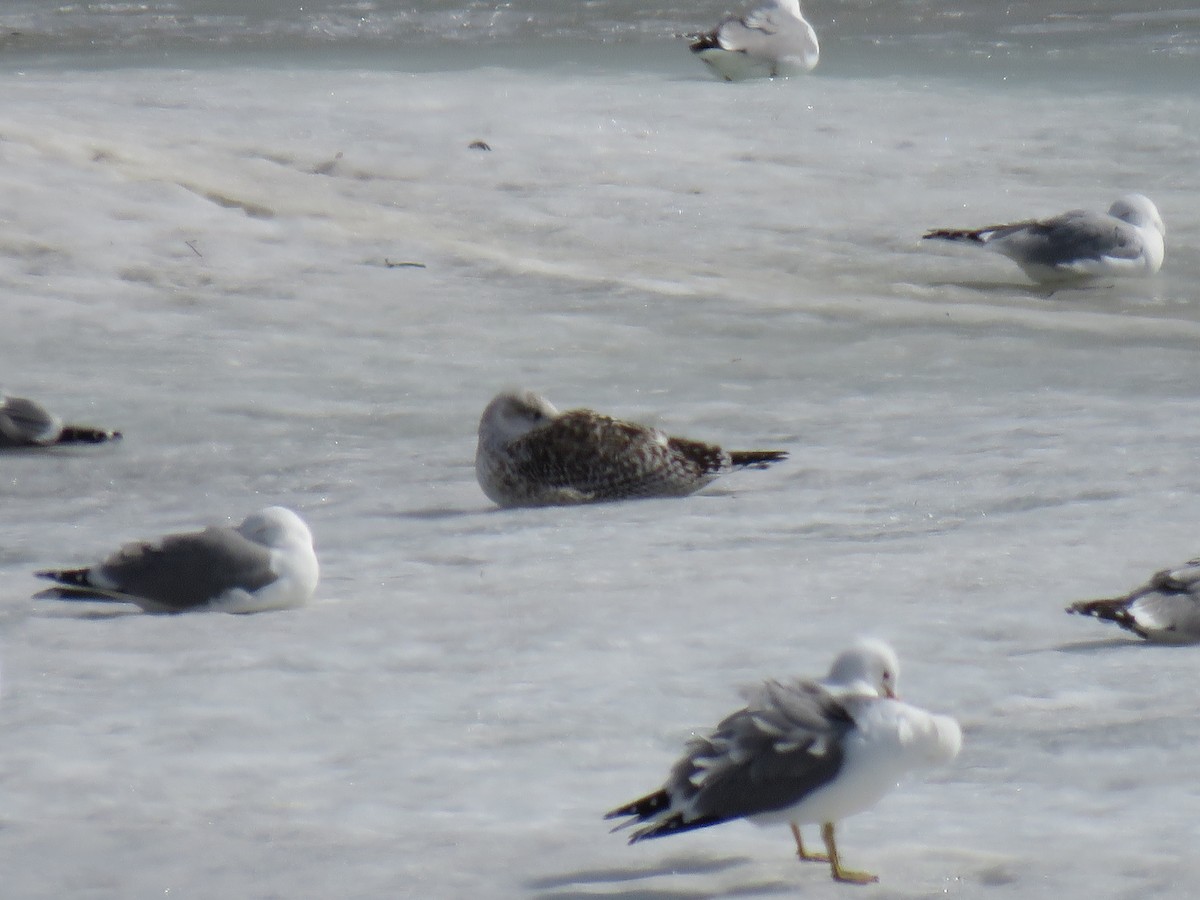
[2,13,1200,899]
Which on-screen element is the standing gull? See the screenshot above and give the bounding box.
[35,506,319,614]
[606,639,962,884]
[475,389,787,508]
[922,194,1165,283]
[1068,557,1200,643]
[0,393,121,448]
[688,0,819,81]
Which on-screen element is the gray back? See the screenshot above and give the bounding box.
[666,679,854,823]
[100,526,277,611]
[997,211,1143,269]
[0,396,60,447]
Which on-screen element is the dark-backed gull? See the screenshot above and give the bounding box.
[475,389,788,508]
[35,506,319,614]
[1068,557,1200,643]
[606,639,962,884]
[0,393,121,448]
[922,194,1165,283]
[688,0,819,82]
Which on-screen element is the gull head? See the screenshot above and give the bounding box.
[1109,194,1165,237]
[237,506,314,550]
[825,638,899,699]
[479,389,560,446]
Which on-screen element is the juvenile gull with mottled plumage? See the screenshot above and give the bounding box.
[1068,556,1200,643]
[35,506,319,614]
[606,639,962,884]
[0,392,120,448]
[475,389,787,508]
[922,194,1165,284]
[688,0,819,82]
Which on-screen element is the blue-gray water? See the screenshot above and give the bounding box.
[2,2,1200,898]
[3,1,1199,71]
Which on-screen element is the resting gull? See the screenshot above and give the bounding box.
[606,639,962,884]
[475,389,787,508]
[1068,557,1200,643]
[0,393,120,448]
[688,0,819,81]
[35,506,319,614]
[922,194,1165,283]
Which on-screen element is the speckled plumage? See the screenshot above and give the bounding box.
[475,390,787,508]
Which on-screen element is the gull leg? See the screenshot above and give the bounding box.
[821,822,878,885]
[789,822,829,862]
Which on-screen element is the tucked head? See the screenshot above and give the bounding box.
[478,389,560,444]
[825,638,899,698]
[236,506,313,549]
[1109,194,1165,237]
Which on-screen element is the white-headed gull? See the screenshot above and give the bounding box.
[606,639,962,884]
[923,194,1165,284]
[688,0,820,82]
[35,506,319,614]
[1068,557,1200,643]
[0,393,120,448]
[475,389,787,508]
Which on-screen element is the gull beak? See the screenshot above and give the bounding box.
[884,686,897,699]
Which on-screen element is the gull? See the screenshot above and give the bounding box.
[688,0,819,82]
[475,389,787,508]
[922,194,1165,284]
[0,393,121,448]
[606,639,962,884]
[1068,557,1200,643]
[35,506,319,614]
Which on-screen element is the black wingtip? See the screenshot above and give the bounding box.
[729,449,788,469]
[1066,598,1117,619]
[35,567,91,587]
[922,228,986,244]
[56,426,122,445]
[687,30,721,53]
[605,789,671,823]
[629,812,725,843]
[1066,598,1147,638]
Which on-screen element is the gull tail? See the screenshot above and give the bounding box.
[1065,597,1146,638]
[54,425,122,445]
[729,449,788,469]
[922,227,990,244]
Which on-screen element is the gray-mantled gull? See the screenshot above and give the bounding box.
[606,639,962,884]
[922,194,1165,283]
[475,389,788,508]
[1068,557,1200,643]
[35,506,319,614]
[688,0,819,82]
[0,393,120,448]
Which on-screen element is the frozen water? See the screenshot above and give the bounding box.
[2,3,1200,898]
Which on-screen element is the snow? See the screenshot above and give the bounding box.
[2,40,1200,899]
